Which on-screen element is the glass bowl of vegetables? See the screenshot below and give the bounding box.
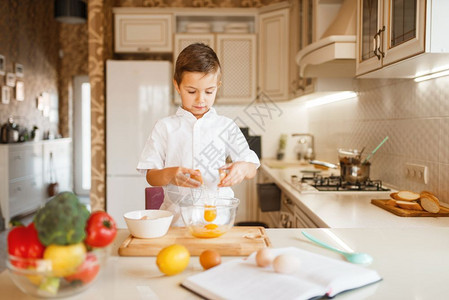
[181,197,240,238]
[6,246,109,298]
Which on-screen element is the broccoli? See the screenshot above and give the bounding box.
[34,192,90,246]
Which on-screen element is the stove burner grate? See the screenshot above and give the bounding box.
[300,174,390,192]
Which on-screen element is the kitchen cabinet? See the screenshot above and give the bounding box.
[43,139,73,192]
[0,139,72,226]
[259,2,300,102]
[356,0,449,78]
[215,34,257,104]
[114,3,300,102]
[173,33,256,104]
[114,13,173,53]
[256,171,279,228]
[295,0,315,94]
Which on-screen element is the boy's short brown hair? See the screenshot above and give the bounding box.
[174,43,221,85]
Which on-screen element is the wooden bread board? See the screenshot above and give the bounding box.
[118,226,271,256]
[371,199,449,217]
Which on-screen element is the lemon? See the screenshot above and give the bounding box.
[43,243,86,277]
[156,244,190,276]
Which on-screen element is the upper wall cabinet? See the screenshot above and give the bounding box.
[216,34,257,104]
[258,8,289,101]
[114,13,173,53]
[113,3,297,103]
[356,0,449,78]
[259,2,299,102]
[173,33,257,104]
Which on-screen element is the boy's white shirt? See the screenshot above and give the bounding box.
[137,106,260,226]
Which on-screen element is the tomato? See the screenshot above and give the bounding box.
[85,211,117,248]
[43,243,86,277]
[7,222,45,268]
[65,253,100,284]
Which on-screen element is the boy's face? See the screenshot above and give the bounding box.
[174,71,220,119]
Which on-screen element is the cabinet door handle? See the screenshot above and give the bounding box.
[137,47,150,52]
[377,26,386,58]
[373,32,380,60]
[285,197,293,205]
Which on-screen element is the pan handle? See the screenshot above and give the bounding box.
[309,160,338,169]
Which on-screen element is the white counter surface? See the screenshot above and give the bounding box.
[260,160,449,228]
[1,228,448,299]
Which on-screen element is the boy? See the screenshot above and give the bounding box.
[137,43,260,226]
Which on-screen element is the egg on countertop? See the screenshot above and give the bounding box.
[273,254,301,274]
[199,249,221,270]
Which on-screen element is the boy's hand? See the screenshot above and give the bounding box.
[170,167,202,187]
[147,167,202,187]
[217,162,257,187]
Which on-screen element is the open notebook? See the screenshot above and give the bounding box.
[182,247,381,300]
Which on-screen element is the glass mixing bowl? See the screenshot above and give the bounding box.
[181,197,240,238]
[6,247,108,298]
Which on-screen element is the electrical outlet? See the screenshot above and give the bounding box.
[404,163,428,184]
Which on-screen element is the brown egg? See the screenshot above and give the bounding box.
[199,250,221,270]
[191,169,203,184]
[255,248,274,267]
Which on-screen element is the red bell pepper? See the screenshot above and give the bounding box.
[8,222,45,268]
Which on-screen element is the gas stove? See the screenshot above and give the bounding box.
[289,173,390,193]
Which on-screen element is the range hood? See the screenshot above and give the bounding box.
[296,0,356,78]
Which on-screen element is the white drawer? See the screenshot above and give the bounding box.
[9,145,43,180]
[43,141,72,170]
[9,175,45,217]
[44,167,73,193]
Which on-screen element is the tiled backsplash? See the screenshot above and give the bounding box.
[308,76,449,204]
[215,99,309,161]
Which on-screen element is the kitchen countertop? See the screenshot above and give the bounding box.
[1,228,448,299]
[260,159,449,228]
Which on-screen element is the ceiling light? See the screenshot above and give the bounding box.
[305,91,357,108]
[414,69,449,82]
[54,0,87,24]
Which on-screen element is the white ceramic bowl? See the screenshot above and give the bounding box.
[124,210,173,238]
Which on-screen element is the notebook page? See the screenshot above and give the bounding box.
[183,247,381,300]
[245,247,381,297]
[182,259,324,300]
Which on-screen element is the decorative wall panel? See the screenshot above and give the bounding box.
[59,23,89,138]
[0,0,59,139]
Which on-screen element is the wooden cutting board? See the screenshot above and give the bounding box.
[371,199,449,217]
[118,226,271,256]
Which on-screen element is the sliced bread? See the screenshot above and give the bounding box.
[395,190,420,201]
[419,191,440,213]
[386,199,397,207]
[395,200,423,211]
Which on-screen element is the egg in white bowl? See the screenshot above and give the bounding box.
[124,210,173,238]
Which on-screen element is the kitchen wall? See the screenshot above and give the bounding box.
[0,1,59,137]
[308,76,449,204]
[0,1,88,139]
[216,100,309,160]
